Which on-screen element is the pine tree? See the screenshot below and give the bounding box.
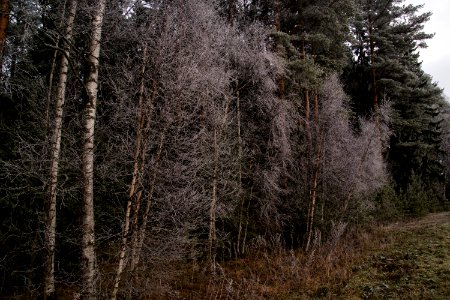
[345,0,446,207]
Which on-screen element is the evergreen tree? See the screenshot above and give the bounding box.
[345,0,446,208]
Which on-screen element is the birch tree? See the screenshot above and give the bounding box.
[44,1,77,298]
[81,0,106,297]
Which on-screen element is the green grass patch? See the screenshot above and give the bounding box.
[343,213,450,299]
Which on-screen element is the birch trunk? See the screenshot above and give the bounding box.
[44,1,77,298]
[45,0,68,129]
[81,0,106,298]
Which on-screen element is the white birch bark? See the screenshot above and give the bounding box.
[81,0,106,298]
[44,1,77,298]
[45,0,68,129]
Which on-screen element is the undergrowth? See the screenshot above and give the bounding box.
[173,226,384,299]
[48,212,450,299]
[175,212,450,299]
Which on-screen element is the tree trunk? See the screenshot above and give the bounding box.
[44,1,77,298]
[305,89,311,141]
[305,131,324,251]
[81,0,106,298]
[236,90,244,256]
[227,0,236,25]
[46,49,59,129]
[111,43,148,300]
[207,96,232,272]
[241,187,252,255]
[208,128,218,274]
[314,92,319,128]
[368,16,380,129]
[132,130,166,271]
[0,0,10,72]
[130,52,158,273]
[45,0,68,129]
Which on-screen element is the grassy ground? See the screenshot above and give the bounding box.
[183,212,450,299]
[11,212,448,299]
[341,212,450,299]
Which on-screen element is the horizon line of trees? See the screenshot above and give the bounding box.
[1,0,449,298]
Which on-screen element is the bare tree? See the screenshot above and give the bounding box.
[300,74,389,250]
[321,75,388,222]
[111,43,149,300]
[44,1,77,298]
[97,1,285,295]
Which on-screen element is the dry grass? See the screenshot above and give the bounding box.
[343,212,450,299]
[171,212,450,299]
[17,212,448,299]
[169,227,381,299]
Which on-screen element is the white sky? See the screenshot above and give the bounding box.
[407,0,450,97]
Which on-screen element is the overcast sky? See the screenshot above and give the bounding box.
[407,0,450,97]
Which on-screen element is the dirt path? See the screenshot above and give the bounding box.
[342,212,450,299]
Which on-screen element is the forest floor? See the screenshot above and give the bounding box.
[17,212,449,299]
[6,212,449,299]
[185,212,450,299]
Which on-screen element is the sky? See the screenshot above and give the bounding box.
[407,0,450,97]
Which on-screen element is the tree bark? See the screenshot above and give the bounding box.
[111,43,148,300]
[45,0,68,129]
[44,1,77,298]
[305,89,311,141]
[132,130,166,270]
[81,0,106,298]
[208,128,218,274]
[305,131,324,251]
[314,92,319,128]
[236,90,244,256]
